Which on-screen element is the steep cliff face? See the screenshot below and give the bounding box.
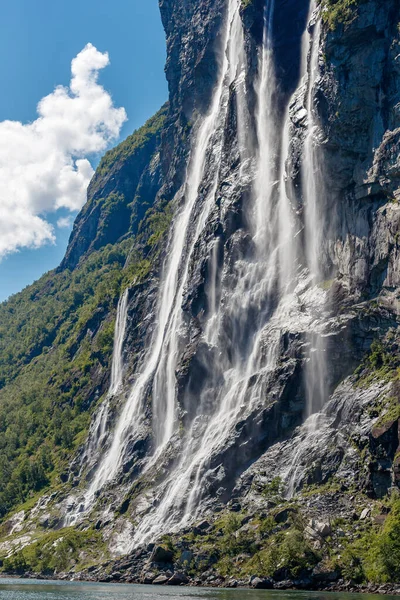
[2,0,400,588]
[61,105,168,270]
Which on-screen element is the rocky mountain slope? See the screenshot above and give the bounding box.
[1,0,400,590]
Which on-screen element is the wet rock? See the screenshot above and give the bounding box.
[38,514,50,528]
[293,578,313,590]
[274,580,294,590]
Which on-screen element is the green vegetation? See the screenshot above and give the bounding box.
[177,507,320,580]
[262,476,284,501]
[167,495,400,586]
[355,338,400,387]
[320,0,364,30]
[96,104,168,180]
[1,528,106,575]
[0,242,128,518]
[244,528,321,579]
[341,497,400,583]
[374,395,400,430]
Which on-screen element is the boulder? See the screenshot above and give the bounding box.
[306,519,331,538]
[193,520,212,534]
[312,563,340,582]
[360,508,371,520]
[179,550,193,565]
[250,576,274,589]
[150,545,174,563]
[273,507,297,524]
[142,572,156,584]
[153,574,169,585]
[314,521,332,537]
[167,572,189,585]
[196,520,211,531]
[274,580,293,589]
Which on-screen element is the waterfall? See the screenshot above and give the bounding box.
[68,0,332,536]
[284,8,332,495]
[302,16,329,417]
[109,289,129,397]
[129,0,303,546]
[65,288,129,524]
[83,287,129,469]
[81,0,247,504]
[254,0,276,252]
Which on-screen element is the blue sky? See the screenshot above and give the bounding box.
[0,0,167,302]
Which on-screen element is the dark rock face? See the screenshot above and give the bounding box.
[318,0,400,294]
[61,105,168,270]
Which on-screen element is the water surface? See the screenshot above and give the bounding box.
[0,580,396,600]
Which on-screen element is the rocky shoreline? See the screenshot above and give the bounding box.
[2,570,400,596]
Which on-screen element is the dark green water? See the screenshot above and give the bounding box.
[0,580,396,600]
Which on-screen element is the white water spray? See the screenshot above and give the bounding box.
[129,0,306,545]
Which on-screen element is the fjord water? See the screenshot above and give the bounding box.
[69,0,331,544]
[0,581,396,600]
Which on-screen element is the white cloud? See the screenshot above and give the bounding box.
[0,43,127,258]
[57,216,74,229]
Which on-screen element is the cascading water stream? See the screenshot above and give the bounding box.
[109,290,130,397]
[254,0,276,252]
[77,0,248,507]
[302,16,328,418]
[283,9,332,496]
[65,289,129,524]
